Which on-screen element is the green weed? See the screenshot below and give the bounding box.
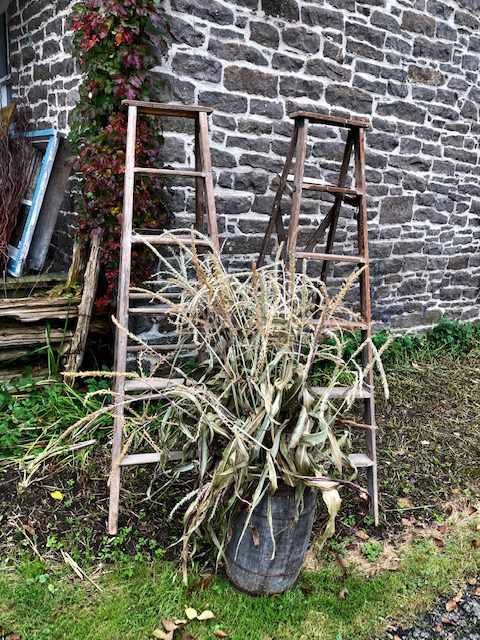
[0,517,478,640]
[361,541,383,562]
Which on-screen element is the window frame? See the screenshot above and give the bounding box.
[0,9,10,108]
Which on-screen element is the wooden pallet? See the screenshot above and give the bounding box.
[257,111,379,525]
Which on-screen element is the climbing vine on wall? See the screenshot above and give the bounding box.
[70,0,169,309]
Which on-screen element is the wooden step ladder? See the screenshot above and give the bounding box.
[108,100,220,535]
[257,111,379,525]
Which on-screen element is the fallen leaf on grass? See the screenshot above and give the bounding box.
[397,497,413,509]
[185,607,198,620]
[445,600,458,612]
[197,610,215,621]
[162,619,178,632]
[153,630,173,640]
[355,529,369,541]
[338,587,348,600]
[174,619,187,625]
[50,490,64,501]
[198,574,213,591]
[214,631,228,638]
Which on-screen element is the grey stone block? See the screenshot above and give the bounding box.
[380,197,414,225]
[224,66,278,97]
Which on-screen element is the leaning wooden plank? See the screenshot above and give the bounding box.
[0,300,80,322]
[1,273,67,297]
[0,296,80,309]
[64,231,102,383]
[0,326,74,348]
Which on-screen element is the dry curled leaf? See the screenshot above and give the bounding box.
[355,529,369,541]
[445,600,458,612]
[152,629,173,640]
[472,539,480,549]
[185,607,198,620]
[214,631,228,638]
[162,620,178,632]
[197,610,215,621]
[174,619,187,625]
[338,587,348,600]
[251,526,260,547]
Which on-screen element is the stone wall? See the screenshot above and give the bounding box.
[7,0,79,131]
[6,0,480,329]
[156,0,480,330]
[7,0,79,270]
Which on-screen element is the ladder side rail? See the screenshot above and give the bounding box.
[257,121,299,268]
[198,111,220,251]
[108,104,138,535]
[320,130,355,283]
[354,127,379,525]
[287,118,308,256]
[194,115,206,232]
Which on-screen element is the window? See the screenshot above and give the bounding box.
[0,10,9,108]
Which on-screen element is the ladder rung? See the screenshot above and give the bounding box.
[296,251,367,264]
[310,385,372,399]
[134,167,206,178]
[124,377,184,392]
[348,453,375,468]
[122,100,213,118]
[119,451,183,466]
[337,419,376,431]
[302,183,363,196]
[289,111,371,129]
[129,291,180,301]
[126,343,196,353]
[128,305,170,315]
[312,318,369,331]
[287,176,363,197]
[131,234,211,247]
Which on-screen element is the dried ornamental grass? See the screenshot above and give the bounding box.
[112,231,390,579]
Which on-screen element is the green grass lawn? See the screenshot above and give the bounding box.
[1,515,479,640]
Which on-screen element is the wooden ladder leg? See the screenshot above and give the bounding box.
[257,121,299,267]
[108,105,138,535]
[320,130,354,283]
[287,117,308,256]
[194,116,205,233]
[354,127,379,526]
[198,111,220,251]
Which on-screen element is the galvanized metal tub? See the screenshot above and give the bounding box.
[225,485,316,595]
